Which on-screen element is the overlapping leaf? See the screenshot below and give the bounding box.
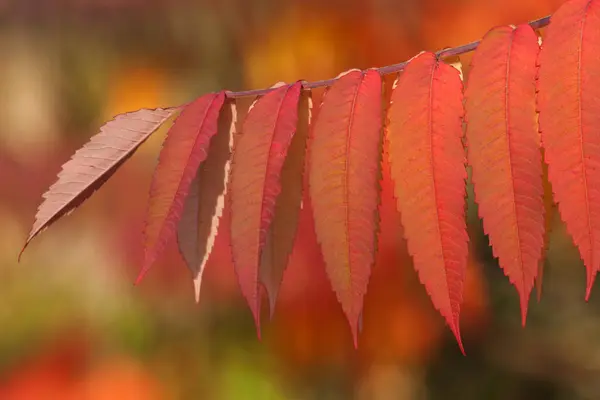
[308,69,382,347]
[387,52,468,353]
[20,107,178,259]
[229,82,303,332]
[176,100,236,302]
[138,92,226,282]
[537,0,600,299]
[259,91,311,318]
[464,24,544,324]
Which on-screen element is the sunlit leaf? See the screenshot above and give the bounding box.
[138,92,225,282]
[464,24,544,324]
[308,69,383,347]
[537,0,600,299]
[177,100,236,301]
[387,52,468,353]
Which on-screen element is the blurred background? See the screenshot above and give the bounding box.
[3,0,600,399]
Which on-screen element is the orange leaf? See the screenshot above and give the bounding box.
[259,91,311,318]
[176,100,236,302]
[308,69,383,347]
[138,92,226,282]
[537,0,600,299]
[464,24,544,325]
[20,107,177,259]
[229,82,303,333]
[387,52,468,353]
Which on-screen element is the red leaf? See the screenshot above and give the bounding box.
[464,24,544,325]
[387,52,468,353]
[137,92,226,282]
[176,100,236,302]
[20,107,177,259]
[229,82,303,333]
[259,91,311,318]
[308,69,383,347]
[537,0,600,299]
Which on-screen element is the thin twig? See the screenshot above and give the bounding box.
[226,14,551,99]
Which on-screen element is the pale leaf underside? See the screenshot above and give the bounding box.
[177,100,236,302]
[140,92,225,281]
[259,91,311,318]
[230,82,302,333]
[21,107,178,259]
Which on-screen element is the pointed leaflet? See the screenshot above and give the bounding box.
[308,69,382,347]
[537,0,600,299]
[259,91,311,318]
[229,82,303,332]
[464,24,544,325]
[176,100,236,302]
[20,107,177,259]
[387,52,468,353]
[137,92,226,282]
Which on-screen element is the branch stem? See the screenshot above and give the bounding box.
[225,15,551,99]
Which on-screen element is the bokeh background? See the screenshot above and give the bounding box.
[3,0,600,399]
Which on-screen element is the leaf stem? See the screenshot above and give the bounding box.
[226,15,551,99]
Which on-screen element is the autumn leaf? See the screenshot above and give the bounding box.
[537,0,600,299]
[259,91,311,318]
[137,92,226,282]
[176,100,236,302]
[464,24,544,325]
[20,107,178,259]
[308,69,383,347]
[229,81,303,333]
[387,52,468,353]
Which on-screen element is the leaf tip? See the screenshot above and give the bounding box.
[250,296,262,340]
[254,312,262,341]
[450,320,465,356]
[585,271,596,302]
[350,313,365,349]
[351,326,359,350]
[134,267,150,286]
[520,294,529,327]
[349,314,362,349]
[17,242,28,263]
[193,276,202,303]
[19,230,40,262]
[136,251,157,286]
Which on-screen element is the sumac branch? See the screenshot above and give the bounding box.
[20,0,600,354]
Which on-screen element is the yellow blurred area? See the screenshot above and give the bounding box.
[103,65,172,157]
[243,6,342,88]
